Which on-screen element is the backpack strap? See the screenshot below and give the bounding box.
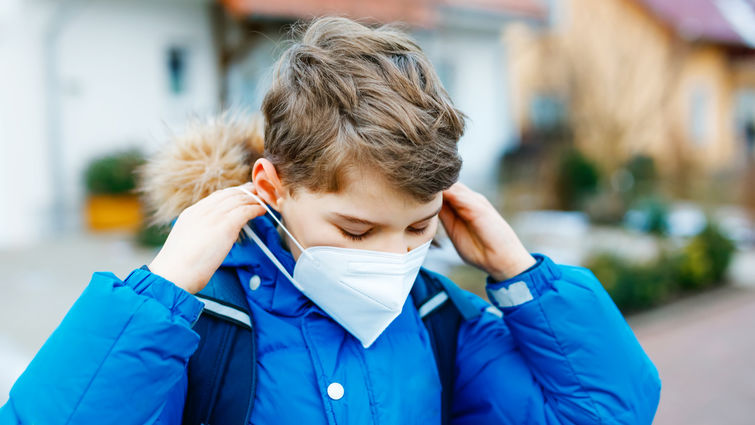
[182,267,257,425]
[412,269,482,425]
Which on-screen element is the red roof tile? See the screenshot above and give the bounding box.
[221,0,547,26]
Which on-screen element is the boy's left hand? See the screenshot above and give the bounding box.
[439,182,536,282]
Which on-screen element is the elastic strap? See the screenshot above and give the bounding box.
[234,187,309,256]
[240,224,300,289]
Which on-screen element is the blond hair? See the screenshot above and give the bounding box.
[262,17,465,202]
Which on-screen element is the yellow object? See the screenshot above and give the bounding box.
[86,194,143,231]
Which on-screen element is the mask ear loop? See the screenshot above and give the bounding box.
[240,223,301,288]
[233,186,313,261]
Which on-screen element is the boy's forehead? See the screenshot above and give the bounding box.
[329,173,442,221]
[338,167,425,206]
[340,166,399,196]
[309,167,442,221]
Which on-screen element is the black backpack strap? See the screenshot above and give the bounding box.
[412,269,482,425]
[182,267,257,425]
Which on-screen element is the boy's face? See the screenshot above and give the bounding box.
[253,159,442,261]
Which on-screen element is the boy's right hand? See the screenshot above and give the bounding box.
[148,183,266,294]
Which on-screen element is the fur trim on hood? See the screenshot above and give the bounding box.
[138,113,265,225]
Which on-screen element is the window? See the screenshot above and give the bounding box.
[167,46,188,95]
[689,85,711,146]
[530,94,566,130]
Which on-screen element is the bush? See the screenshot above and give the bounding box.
[673,221,736,290]
[586,219,736,314]
[555,148,600,210]
[84,148,146,195]
[586,253,675,313]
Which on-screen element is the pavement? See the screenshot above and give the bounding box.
[629,285,755,425]
[1,231,755,424]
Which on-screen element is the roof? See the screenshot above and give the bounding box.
[635,0,755,47]
[220,0,547,27]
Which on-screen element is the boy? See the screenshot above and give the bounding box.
[0,17,660,424]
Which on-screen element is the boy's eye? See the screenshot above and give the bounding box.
[339,228,370,241]
[338,225,429,241]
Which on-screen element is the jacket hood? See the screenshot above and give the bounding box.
[138,113,265,225]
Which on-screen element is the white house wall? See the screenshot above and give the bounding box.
[0,0,219,247]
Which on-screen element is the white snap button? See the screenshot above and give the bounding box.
[249,274,261,291]
[327,382,344,400]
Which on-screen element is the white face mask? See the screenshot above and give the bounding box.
[235,187,432,348]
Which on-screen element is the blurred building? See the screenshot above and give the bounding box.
[507,0,755,177]
[0,0,220,247]
[0,0,547,247]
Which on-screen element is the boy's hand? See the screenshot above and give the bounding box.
[148,183,266,294]
[439,182,536,282]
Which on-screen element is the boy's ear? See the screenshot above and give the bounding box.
[252,158,286,211]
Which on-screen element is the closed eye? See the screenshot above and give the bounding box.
[337,222,432,242]
[339,228,371,241]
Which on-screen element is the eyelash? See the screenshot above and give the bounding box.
[339,226,428,241]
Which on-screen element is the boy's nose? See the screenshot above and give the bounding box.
[370,235,411,255]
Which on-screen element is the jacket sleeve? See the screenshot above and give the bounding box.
[0,267,204,425]
[452,253,661,425]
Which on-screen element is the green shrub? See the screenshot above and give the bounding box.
[586,219,736,314]
[555,148,600,210]
[586,253,674,314]
[672,221,735,290]
[84,148,146,195]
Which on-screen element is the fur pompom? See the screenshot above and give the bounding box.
[138,113,265,225]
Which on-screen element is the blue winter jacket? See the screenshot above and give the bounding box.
[0,214,661,424]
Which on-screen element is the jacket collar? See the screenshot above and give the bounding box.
[222,212,314,317]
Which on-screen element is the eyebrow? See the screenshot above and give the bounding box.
[333,206,442,227]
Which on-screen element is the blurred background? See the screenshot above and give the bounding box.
[1,0,754,422]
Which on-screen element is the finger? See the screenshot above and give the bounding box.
[442,181,469,198]
[212,182,261,208]
[190,186,248,216]
[227,204,267,229]
[443,184,487,218]
[438,201,462,236]
[439,198,457,221]
[228,182,257,195]
[229,183,268,207]
[210,182,256,201]
[442,190,475,219]
[442,182,475,205]
[438,204,452,232]
[214,188,265,216]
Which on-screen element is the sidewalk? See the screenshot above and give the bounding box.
[629,285,755,424]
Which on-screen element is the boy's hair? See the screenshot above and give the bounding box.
[262,17,465,203]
